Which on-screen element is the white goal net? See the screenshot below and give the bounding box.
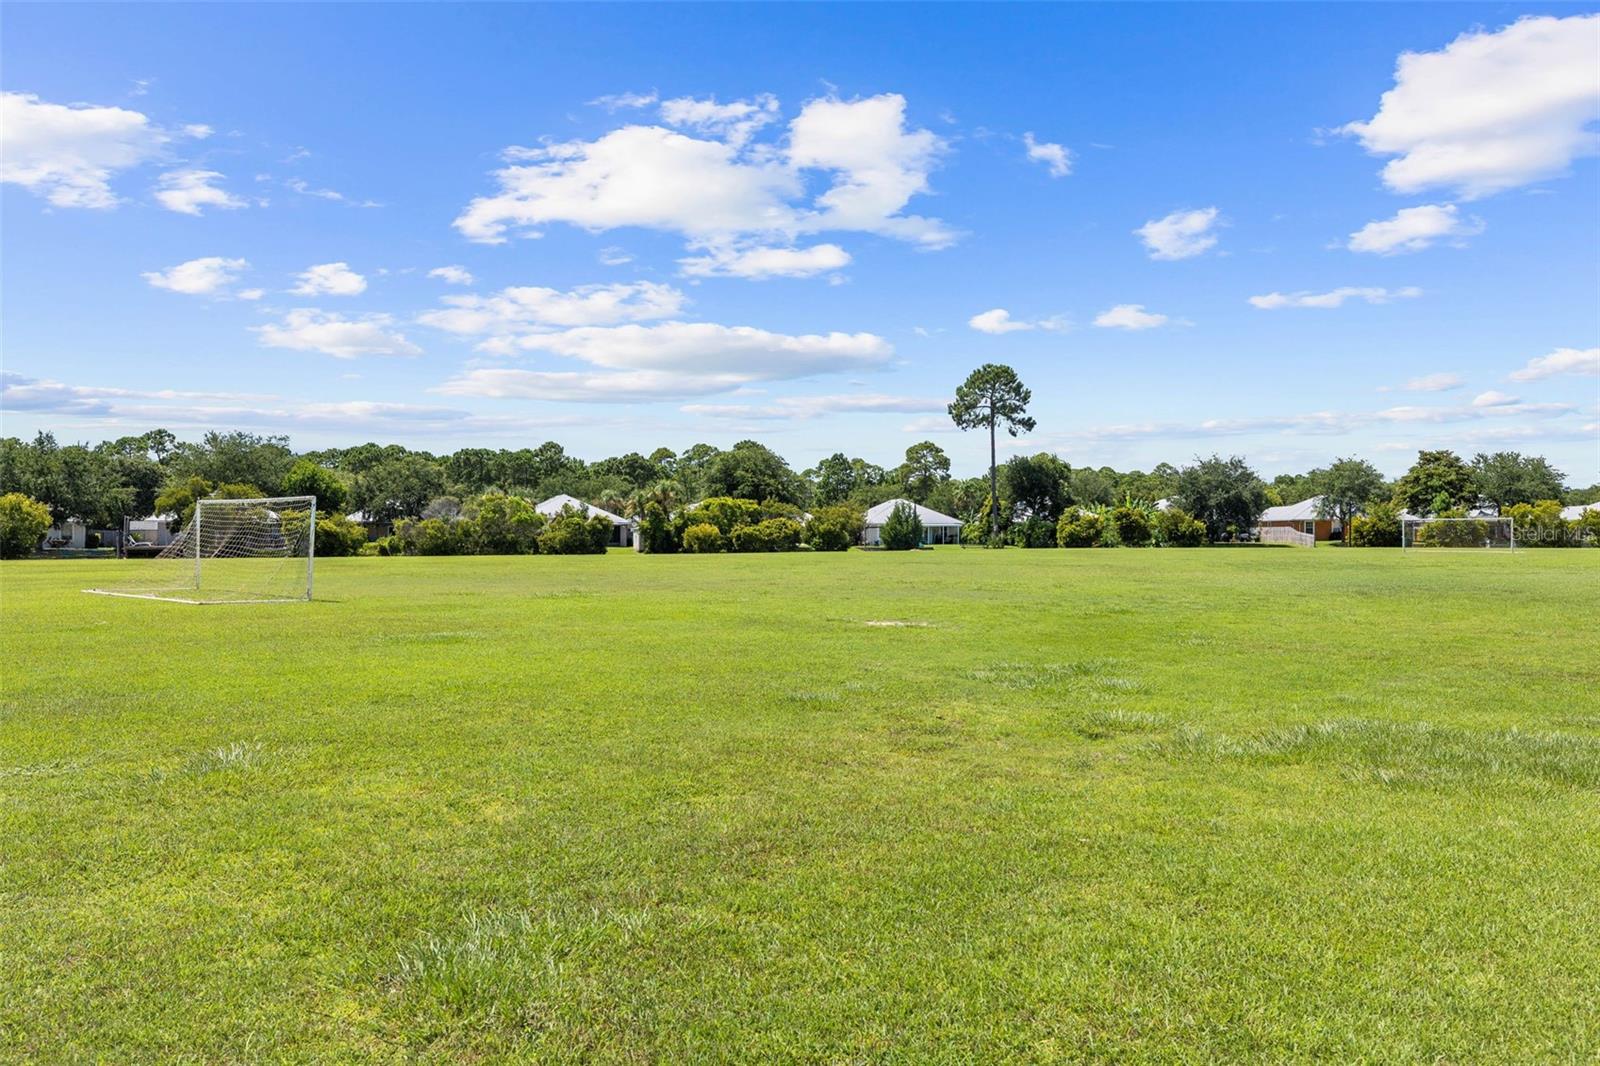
[1402,516,1515,551]
[86,496,316,603]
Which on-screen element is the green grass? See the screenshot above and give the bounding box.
[3,548,1598,1062]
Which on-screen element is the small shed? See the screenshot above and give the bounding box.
[1257,496,1341,542]
[861,498,964,546]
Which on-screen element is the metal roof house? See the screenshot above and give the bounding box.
[1257,495,1341,542]
[536,494,633,547]
[861,498,964,546]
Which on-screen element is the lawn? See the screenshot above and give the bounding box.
[2,548,1597,1062]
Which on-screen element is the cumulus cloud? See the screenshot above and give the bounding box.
[1093,304,1170,330]
[418,281,685,342]
[1022,132,1072,177]
[1136,207,1221,260]
[1400,372,1464,392]
[1347,204,1484,254]
[454,93,953,260]
[428,265,475,285]
[141,256,249,296]
[678,242,851,279]
[660,93,780,147]
[968,308,1067,334]
[1508,346,1600,381]
[255,309,421,359]
[291,262,367,296]
[0,91,208,208]
[1249,286,1421,309]
[1340,14,1600,199]
[438,321,892,402]
[154,169,247,215]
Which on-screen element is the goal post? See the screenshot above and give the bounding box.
[85,496,317,603]
[1401,515,1515,552]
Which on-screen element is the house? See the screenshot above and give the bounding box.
[861,498,964,546]
[40,519,87,550]
[536,494,633,548]
[1560,502,1599,521]
[1257,496,1342,542]
[128,514,176,548]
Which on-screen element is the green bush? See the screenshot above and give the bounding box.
[731,517,804,552]
[537,507,610,555]
[693,497,763,536]
[0,493,51,559]
[880,502,923,550]
[314,514,370,557]
[1577,509,1600,546]
[1009,515,1057,548]
[638,501,676,554]
[470,493,544,554]
[1153,507,1206,547]
[1412,511,1487,548]
[805,504,863,551]
[682,522,724,553]
[1348,502,1401,547]
[1110,505,1153,547]
[395,517,472,556]
[1057,510,1104,548]
[1504,500,1572,548]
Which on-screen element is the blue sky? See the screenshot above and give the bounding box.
[2,3,1597,480]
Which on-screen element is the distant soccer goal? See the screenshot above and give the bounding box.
[1402,516,1515,552]
[86,496,316,603]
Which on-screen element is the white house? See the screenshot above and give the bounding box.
[536,494,633,547]
[40,519,87,550]
[861,498,964,546]
[128,514,176,547]
[1560,502,1598,521]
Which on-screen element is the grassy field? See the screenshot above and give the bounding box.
[3,548,1598,1062]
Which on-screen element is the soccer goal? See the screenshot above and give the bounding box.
[86,496,316,603]
[1402,516,1515,552]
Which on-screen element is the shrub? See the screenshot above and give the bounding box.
[805,504,864,551]
[682,522,725,553]
[537,507,610,555]
[637,501,676,554]
[84,531,102,550]
[470,493,544,554]
[1110,505,1153,547]
[1153,507,1206,547]
[1006,515,1056,548]
[0,493,51,559]
[1504,500,1572,548]
[1348,502,1401,547]
[1412,510,1487,548]
[693,497,763,536]
[1578,509,1600,546]
[731,517,804,552]
[1057,510,1104,548]
[395,517,472,556]
[880,501,923,550]
[314,514,370,557]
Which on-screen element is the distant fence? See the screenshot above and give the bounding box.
[1256,525,1315,548]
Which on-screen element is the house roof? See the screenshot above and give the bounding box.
[1561,502,1599,521]
[863,498,963,527]
[536,494,627,524]
[1259,495,1325,522]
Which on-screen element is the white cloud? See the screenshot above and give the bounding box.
[680,242,850,279]
[968,308,1067,335]
[154,169,246,215]
[1136,207,1221,260]
[588,90,658,111]
[291,262,367,296]
[1093,304,1169,330]
[286,178,380,208]
[1508,346,1600,381]
[0,91,199,208]
[439,321,892,402]
[1249,286,1421,309]
[1340,14,1600,198]
[455,93,953,256]
[1022,132,1072,177]
[141,256,249,296]
[660,94,780,147]
[428,265,475,286]
[1401,372,1464,392]
[598,246,633,266]
[1347,204,1485,255]
[237,288,264,301]
[680,393,943,420]
[255,309,421,359]
[1473,390,1520,407]
[418,281,685,340]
